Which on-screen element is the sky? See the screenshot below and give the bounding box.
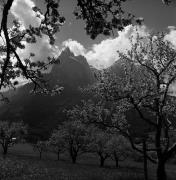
[8,0,176,69]
[36,0,176,47]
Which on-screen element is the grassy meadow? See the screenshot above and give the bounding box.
[0,143,176,180]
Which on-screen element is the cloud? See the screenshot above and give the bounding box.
[63,25,149,69]
[62,25,176,70]
[62,39,86,56]
[6,0,61,86]
[11,0,58,63]
[11,0,40,28]
[10,1,176,71]
[164,26,176,48]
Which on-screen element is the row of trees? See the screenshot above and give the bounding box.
[33,120,130,168]
[0,119,130,168]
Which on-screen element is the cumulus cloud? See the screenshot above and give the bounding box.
[11,0,58,63]
[62,39,86,56]
[11,0,40,28]
[62,25,176,70]
[63,25,149,69]
[164,26,176,48]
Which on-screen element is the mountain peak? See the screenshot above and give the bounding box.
[60,47,74,58]
[57,47,87,66]
[49,46,95,88]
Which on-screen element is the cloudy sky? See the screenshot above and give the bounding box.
[9,0,176,69]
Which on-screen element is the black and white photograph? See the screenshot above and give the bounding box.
[0,0,176,179]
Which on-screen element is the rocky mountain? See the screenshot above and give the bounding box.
[49,48,95,88]
[0,48,96,140]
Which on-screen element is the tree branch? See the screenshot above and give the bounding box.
[0,0,14,89]
[129,96,157,127]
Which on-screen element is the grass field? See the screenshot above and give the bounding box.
[0,143,176,180]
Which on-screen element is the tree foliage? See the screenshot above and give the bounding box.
[0,0,65,94]
[90,33,176,180]
[107,134,130,167]
[67,101,131,167]
[49,129,66,160]
[88,127,111,167]
[33,140,48,160]
[74,0,136,39]
[0,120,27,155]
[54,119,89,164]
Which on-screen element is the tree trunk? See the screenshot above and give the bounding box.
[100,156,105,167]
[69,144,77,164]
[39,152,42,160]
[114,152,119,168]
[157,160,167,180]
[57,151,60,161]
[143,139,148,180]
[3,145,8,156]
[71,155,77,164]
[115,158,119,168]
